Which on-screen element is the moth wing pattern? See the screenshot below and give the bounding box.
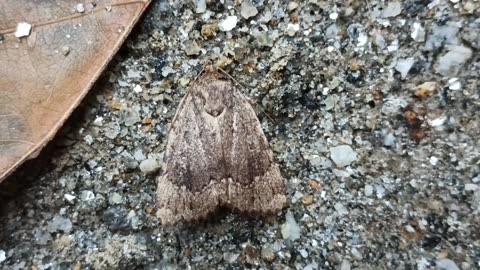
[156,71,286,225]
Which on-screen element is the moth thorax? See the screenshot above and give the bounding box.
[199,82,232,117]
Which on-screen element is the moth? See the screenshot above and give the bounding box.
[156,67,286,225]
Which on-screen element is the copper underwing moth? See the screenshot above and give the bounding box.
[156,67,286,225]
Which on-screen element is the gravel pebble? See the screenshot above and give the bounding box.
[261,245,275,262]
[281,210,300,240]
[330,145,357,167]
[364,184,374,197]
[334,202,349,215]
[395,57,415,79]
[139,157,161,174]
[219,16,238,32]
[435,46,473,76]
[47,215,73,233]
[240,0,258,19]
[436,258,460,270]
[14,22,32,38]
[382,2,402,18]
[0,250,6,263]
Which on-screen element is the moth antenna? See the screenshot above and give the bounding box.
[193,67,207,82]
[215,67,276,124]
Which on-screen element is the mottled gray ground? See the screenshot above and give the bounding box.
[1,0,479,269]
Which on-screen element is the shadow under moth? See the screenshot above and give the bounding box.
[156,67,286,225]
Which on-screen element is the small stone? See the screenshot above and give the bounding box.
[465,184,478,191]
[472,175,480,183]
[324,95,337,111]
[259,7,273,23]
[142,117,152,125]
[348,24,368,49]
[219,16,238,32]
[376,185,386,198]
[127,70,142,78]
[57,235,73,248]
[425,25,459,51]
[61,46,70,56]
[240,0,258,19]
[340,260,351,270]
[301,194,314,205]
[329,12,338,20]
[382,96,408,115]
[34,228,52,245]
[261,246,275,262]
[93,116,103,126]
[405,224,416,233]
[351,247,363,260]
[64,194,76,203]
[330,145,357,167]
[415,81,437,97]
[435,259,459,270]
[308,180,322,190]
[364,184,374,197]
[472,190,480,211]
[83,134,93,145]
[133,85,143,93]
[194,0,206,14]
[304,263,319,270]
[47,215,73,233]
[128,210,141,229]
[310,156,329,168]
[286,23,300,36]
[395,57,415,79]
[288,2,299,11]
[326,24,339,40]
[299,249,308,258]
[382,2,402,18]
[75,3,85,13]
[281,210,301,240]
[133,149,146,162]
[103,207,130,231]
[161,66,176,77]
[201,23,218,38]
[125,159,139,170]
[224,252,239,263]
[80,190,95,201]
[411,22,425,42]
[86,159,97,168]
[109,192,123,204]
[104,126,119,140]
[428,116,447,127]
[383,132,395,146]
[435,46,472,76]
[15,22,32,38]
[334,202,349,215]
[256,32,275,47]
[463,1,475,13]
[0,250,5,263]
[430,156,439,166]
[139,158,161,174]
[185,41,201,56]
[447,78,462,91]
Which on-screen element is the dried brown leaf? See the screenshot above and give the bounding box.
[0,0,151,181]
